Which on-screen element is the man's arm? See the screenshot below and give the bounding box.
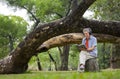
[87,37,97,52]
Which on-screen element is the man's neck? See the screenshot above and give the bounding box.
[86,36,90,40]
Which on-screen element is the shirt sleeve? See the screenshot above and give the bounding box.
[82,38,84,45]
[92,37,97,47]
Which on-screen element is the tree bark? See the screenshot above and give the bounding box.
[71,0,78,13]
[85,58,99,72]
[59,45,70,70]
[0,0,120,74]
[80,18,120,37]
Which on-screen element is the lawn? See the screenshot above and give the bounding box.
[0,69,120,79]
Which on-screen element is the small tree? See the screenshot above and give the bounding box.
[0,14,28,58]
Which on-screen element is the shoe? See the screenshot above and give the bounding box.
[79,65,84,72]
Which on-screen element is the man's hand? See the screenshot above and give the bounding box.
[87,46,96,52]
[80,48,87,51]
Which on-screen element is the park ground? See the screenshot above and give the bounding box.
[0,69,120,79]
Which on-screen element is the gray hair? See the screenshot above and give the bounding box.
[83,28,92,34]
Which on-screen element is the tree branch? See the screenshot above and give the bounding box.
[80,18,120,37]
[67,0,96,20]
[22,6,40,29]
[54,12,63,18]
[71,0,78,12]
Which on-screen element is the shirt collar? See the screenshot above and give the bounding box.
[85,35,92,40]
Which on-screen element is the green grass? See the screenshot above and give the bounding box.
[0,69,120,79]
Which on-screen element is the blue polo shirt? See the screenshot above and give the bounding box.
[82,35,98,57]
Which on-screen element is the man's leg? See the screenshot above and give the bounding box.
[78,51,87,72]
[79,51,87,65]
[86,53,94,60]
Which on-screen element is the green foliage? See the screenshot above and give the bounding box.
[0,14,28,40]
[0,70,120,79]
[6,0,70,22]
[6,0,35,10]
[69,44,79,70]
[29,47,61,70]
[35,0,64,22]
[97,43,112,69]
[90,0,120,20]
[0,14,28,58]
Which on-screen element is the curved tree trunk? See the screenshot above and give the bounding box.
[0,0,120,74]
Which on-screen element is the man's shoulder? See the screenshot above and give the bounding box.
[82,37,86,41]
[90,35,97,40]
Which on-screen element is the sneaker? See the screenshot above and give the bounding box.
[79,65,84,72]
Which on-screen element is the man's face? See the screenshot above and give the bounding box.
[84,31,90,39]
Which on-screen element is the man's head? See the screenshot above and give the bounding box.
[83,28,92,39]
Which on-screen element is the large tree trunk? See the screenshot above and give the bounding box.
[0,0,120,74]
[110,43,120,68]
[58,0,78,71]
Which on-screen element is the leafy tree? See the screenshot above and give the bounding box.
[0,14,28,58]
[90,0,120,20]
[97,43,112,69]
